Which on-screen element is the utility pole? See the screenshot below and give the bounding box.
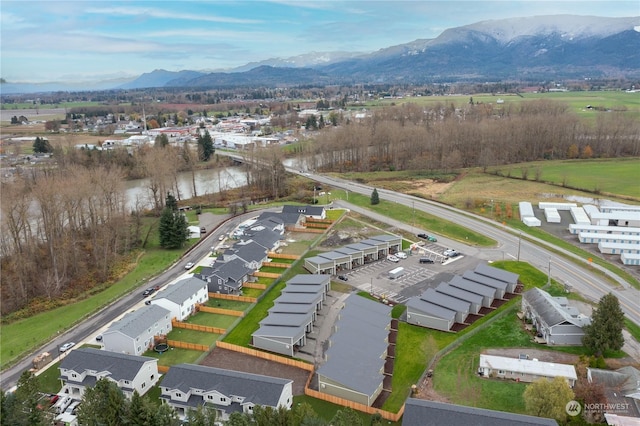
[547,257,551,287]
[517,232,522,261]
[412,201,415,233]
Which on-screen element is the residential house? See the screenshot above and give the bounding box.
[317,295,393,406]
[588,366,640,418]
[522,287,591,345]
[102,304,172,356]
[196,258,252,295]
[282,205,326,220]
[478,354,577,386]
[406,288,470,331]
[151,277,209,321]
[59,348,159,400]
[402,398,558,426]
[160,364,293,421]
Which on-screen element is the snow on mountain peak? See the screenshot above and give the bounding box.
[460,15,639,44]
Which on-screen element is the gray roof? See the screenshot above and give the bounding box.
[318,251,350,261]
[421,288,470,313]
[316,295,391,398]
[344,243,378,252]
[449,275,495,298]
[523,288,591,328]
[462,271,508,291]
[281,284,324,295]
[286,274,330,286]
[304,255,335,266]
[154,277,207,305]
[282,204,325,216]
[106,304,171,338]
[402,399,558,426]
[209,258,252,282]
[253,324,306,340]
[275,292,321,305]
[406,298,456,322]
[241,227,281,251]
[260,312,313,327]
[162,364,291,407]
[370,234,402,243]
[256,210,302,226]
[436,283,483,305]
[475,263,519,284]
[359,238,386,249]
[270,302,315,315]
[589,366,640,396]
[60,348,156,382]
[334,247,362,257]
[234,241,268,264]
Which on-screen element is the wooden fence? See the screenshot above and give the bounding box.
[216,341,314,372]
[262,262,291,269]
[172,319,225,334]
[287,226,325,233]
[253,271,281,278]
[197,305,244,317]
[157,365,170,373]
[166,339,209,352]
[305,222,331,229]
[209,292,257,303]
[243,282,267,290]
[306,218,334,224]
[267,252,300,260]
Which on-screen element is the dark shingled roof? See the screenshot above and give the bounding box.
[402,398,558,426]
[60,348,156,382]
[161,364,291,408]
[475,263,519,284]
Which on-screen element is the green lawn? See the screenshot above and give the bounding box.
[187,311,239,329]
[490,158,640,199]
[259,266,288,274]
[242,287,265,298]
[292,395,400,425]
[166,328,220,345]
[143,347,203,367]
[332,191,496,247]
[203,298,251,311]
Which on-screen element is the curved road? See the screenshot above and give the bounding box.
[303,171,640,327]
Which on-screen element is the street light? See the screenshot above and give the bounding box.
[547,258,551,287]
[517,232,522,261]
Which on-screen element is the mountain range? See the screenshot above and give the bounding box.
[3,15,639,94]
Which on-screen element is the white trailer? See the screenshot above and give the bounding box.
[544,208,561,223]
[579,233,640,245]
[621,252,640,265]
[598,242,640,255]
[389,267,405,279]
[538,202,577,211]
[570,207,590,226]
[569,224,640,235]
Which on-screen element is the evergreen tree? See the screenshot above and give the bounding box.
[330,407,364,426]
[159,193,189,249]
[197,130,215,161]
[370,188,380,205]
[155,133,169,147]
[76,378,128,426]
[33,136,52,153]
[1,371,45,426]
[127,391,157,425]
[185,404,218,426]
[582,293,625,355]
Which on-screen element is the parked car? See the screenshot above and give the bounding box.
[417,233,437,242]
[337,275,348,281]
[59,342,75,353]
[142,287,156,297]
[95,334,103,342]
[218,235,225,241]
[185,262,195,270]
[387,254,399,263]
[200,227,207,233]
[395,252,407,259]
[419,257,434,264]
[444,249,460,257]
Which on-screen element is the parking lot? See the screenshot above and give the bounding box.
[338,243,479,304]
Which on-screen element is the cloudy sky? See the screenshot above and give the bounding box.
[2,1,638,83]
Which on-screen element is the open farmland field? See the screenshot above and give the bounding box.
[362,90,640,122]
[487,158,640,200]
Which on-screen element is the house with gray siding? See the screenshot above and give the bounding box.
[151,277,209,321]
[317,295,392,406]
[522,287,591,345]
[406,298,457,331]
[282,204,326,220]
[59,348,159,400]
[402,398,558,426]
[449,275,495,307]
[435,283,483,314]
[196,258,252,294]
[474,263,519,293]
[102,304,172,356]
[160,364,293,421]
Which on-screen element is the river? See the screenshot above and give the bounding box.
[124,166,247,210]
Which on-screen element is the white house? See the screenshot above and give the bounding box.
[59,348,159,400]
[151,277,209,321]
[478,354,577,386]
[160,364,293,421]
[102,304,172,356]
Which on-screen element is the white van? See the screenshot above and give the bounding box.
[53,395,72,414]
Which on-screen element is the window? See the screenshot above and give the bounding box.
[220,397,226,402]
[124,380,130,385]
[141,382,146,389]
[176,392,182,398]
[498,370,505,374]
[71,373,77,378]
[150,375,155,380]
[207,395,214,400]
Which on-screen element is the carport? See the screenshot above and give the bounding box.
[345,243,378,263]
[318,251,351,272]
[304,255,335,274]
[334,247,364,268]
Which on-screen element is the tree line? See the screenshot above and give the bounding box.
[302,100,640,173]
